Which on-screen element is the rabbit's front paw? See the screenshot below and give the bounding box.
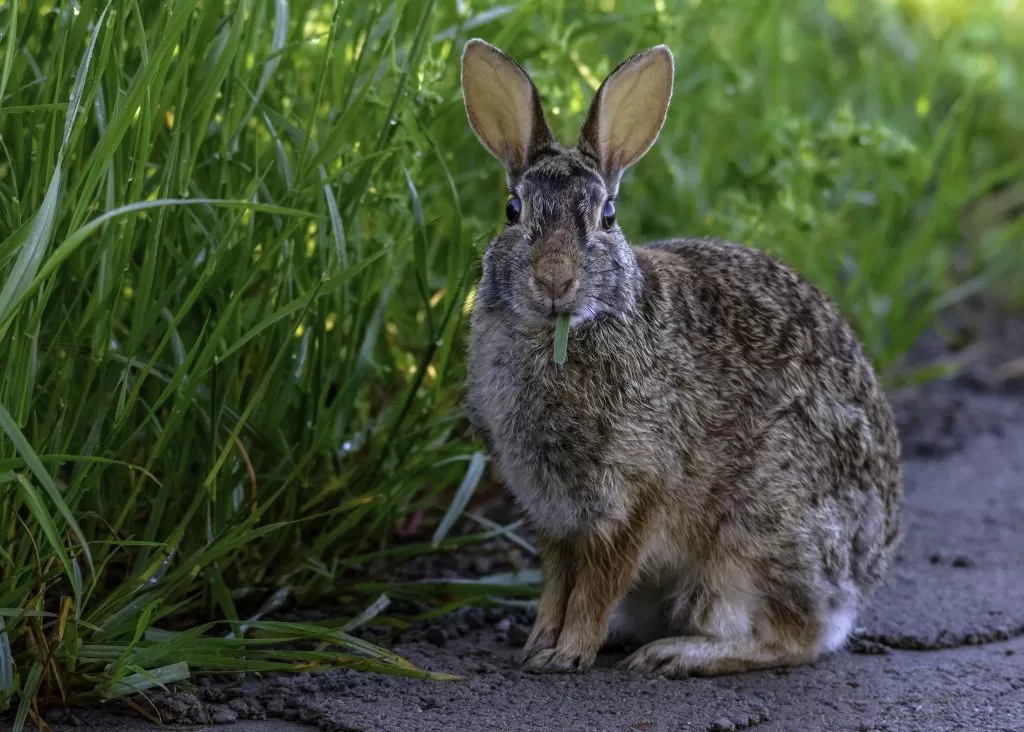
[522,646,593,674]
[522,621,560,658]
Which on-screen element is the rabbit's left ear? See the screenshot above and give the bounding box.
[461,39,555,180]
[578,45,674,190]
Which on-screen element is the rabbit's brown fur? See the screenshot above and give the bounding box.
[461,39,901,677]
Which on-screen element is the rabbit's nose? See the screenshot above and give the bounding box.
[535,272,574,300]
[533,254,578,301]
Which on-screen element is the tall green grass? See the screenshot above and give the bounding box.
[1,0,1021,725]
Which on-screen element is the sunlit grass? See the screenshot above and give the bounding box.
[0,0,1021,727]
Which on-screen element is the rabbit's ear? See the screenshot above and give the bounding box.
[578,45,674,189]
[461,39,555,178]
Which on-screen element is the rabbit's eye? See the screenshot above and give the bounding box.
[601,200,616,230]
[505,195,522,225]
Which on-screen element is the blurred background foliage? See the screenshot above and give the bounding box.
[0,0,1022,722]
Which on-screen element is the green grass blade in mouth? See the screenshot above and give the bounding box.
[554,313,570,365]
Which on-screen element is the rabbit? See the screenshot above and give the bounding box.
[459,38,902,678]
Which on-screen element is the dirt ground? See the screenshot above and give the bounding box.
[11,309,1024,732]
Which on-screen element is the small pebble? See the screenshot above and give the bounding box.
[748,706,770,724]
[228,698,262,719]
[709,719,736,732]
[494,618,511,633]
[465,608,486,630]
[210,705,238,724]
[473,556,493,574]
[426,626,447,647]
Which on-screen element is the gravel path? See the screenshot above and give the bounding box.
[15,379,1024,732]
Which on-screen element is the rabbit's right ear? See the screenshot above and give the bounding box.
[577,45,674,191]
[461,39,555,179]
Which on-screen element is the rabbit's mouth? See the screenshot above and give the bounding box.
[507,264,606,328]
[521,272,578,316]
[523,286,583,325]
[525,302,600,330]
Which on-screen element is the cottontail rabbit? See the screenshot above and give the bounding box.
[460,39,901,677]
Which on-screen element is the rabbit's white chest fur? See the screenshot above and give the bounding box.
[466,316,665,537]
[469,373,633,536]
[499,451,633,537]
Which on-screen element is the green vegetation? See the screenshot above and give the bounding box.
[1,0,1021,725]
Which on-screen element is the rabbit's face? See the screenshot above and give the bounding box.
[462,39,673,325]
[477,152,636,326]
